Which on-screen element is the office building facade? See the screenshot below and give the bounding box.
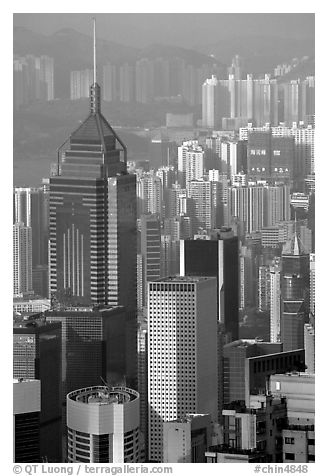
[148,276,218,462]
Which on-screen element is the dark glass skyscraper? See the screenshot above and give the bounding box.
[180,227,239,341]
[13,316,62,462]
[281,232,309,351]
[48,22,137,384]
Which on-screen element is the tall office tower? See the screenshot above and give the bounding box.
[163,414,211,463]
[258,265,271,312]
[309,253,315,316]
[181,63,197,106]
[13,223,33,295]
[49,23,137,385]
[67,386,141,463]
[188,179,214,233]
[140,214,161,307]
[202,75,230,128]
[180,227,239,342]
[137,322,148,459]
[281,232,310,351]
[70,69,93,100]
[14,187,49,291]
[13,315,62,462]
[119,62,134,102]
[148,276,218,462]
[14,379,41,463]
[247,131,271,180]
[177,140,204,187]
[103,63,118,102]
[271,136,295,182]
[270,258,282,343]
[264,184,291,227]
[227,186,264,234]
[137,172,163,218]
[136,58,154,103]
[137,253,143,311]
[45,306,128,402]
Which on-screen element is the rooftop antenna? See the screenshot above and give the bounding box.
[90,17,100,113]
[93,17,97,84]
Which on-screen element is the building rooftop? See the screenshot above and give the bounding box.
[150,275,215,283]
[67,386,139,405]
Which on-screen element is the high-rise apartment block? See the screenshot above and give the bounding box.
[148,276,218,462]
[13,55,54,110]
[70,69,93,100]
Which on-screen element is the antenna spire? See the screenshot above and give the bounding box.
[93,17,97,84]
[90,17,101,113]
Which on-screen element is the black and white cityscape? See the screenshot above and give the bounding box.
[13,12,315,466]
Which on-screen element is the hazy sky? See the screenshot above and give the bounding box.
[13,13,315,48]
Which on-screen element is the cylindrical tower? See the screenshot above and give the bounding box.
[67,386,140,463]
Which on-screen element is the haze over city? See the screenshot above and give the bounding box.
[12,11,316,468]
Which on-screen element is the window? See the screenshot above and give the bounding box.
[285,437,295,445]
[275,381,281,391]
[285,453,295,460]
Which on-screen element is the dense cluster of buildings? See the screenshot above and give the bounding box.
[13,25,315,465]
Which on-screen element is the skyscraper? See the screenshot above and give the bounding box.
[14,379,41,463]
[67,386,141,463]
[45,305,127,402]
[148,276,218,462]
[13,222,33,295]
[13,315,62,462]
[140,214,161,306]
[280,231,310,351]
[180,227,239,341]
[48,21,137,384]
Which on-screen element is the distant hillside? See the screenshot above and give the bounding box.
[276,56,315,82]
[196,34,315,75]
[138,43,223,67]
